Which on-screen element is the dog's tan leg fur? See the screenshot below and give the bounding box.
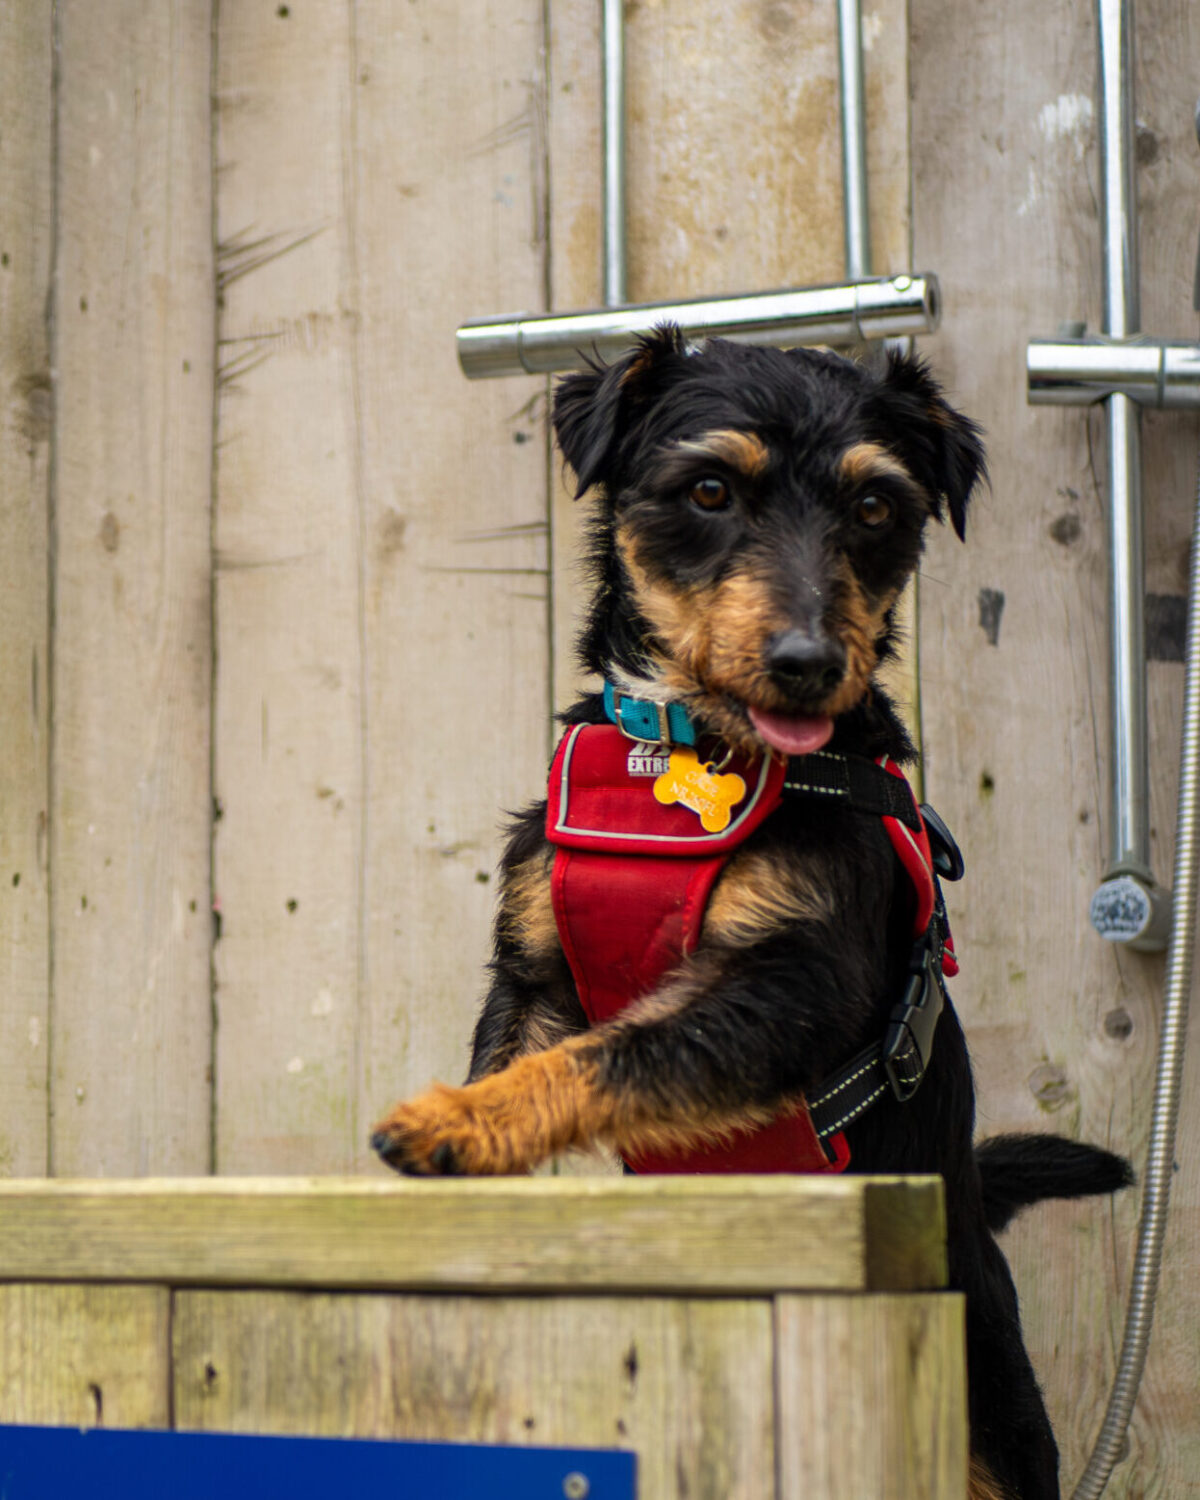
[372,1014,785,1175]
[968,1454,1013,1500]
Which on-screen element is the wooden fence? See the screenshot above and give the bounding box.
[0,0,1196,1490]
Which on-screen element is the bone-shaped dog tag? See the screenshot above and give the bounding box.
[653,747,747,832]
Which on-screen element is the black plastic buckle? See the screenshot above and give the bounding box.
[881,940,946,1102]
[919,802,965,882]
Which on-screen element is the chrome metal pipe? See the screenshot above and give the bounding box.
[1097,0,1145,880]
[1104,391,1152,878]
[601,0,627,307]
[1028,338,1200,408]
[457,273,941,378]
[1088,0,1168,944]
[836,0,871,280]
[1098,0,1140,339]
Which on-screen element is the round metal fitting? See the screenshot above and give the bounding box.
[1089,872,1171,951]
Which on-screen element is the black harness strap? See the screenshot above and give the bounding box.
[781,750,963,1138]
[782,750,924,831]
[806,912,954,1139]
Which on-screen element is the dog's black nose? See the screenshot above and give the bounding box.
[764,629,846,698]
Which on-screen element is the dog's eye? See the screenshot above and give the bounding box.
[688,477,731,511]
[854,494,893,528]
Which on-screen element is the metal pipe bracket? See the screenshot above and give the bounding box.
[1028,335,1200,409]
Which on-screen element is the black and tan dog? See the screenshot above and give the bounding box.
[372,327,1129,1500]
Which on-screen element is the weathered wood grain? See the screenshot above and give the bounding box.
[174,1289,774,1500]
[212,3,553,1174]
[211,0,366,1174]
[0,1,51,1176]
[50,0,214,1175]
[546,0,603,722]
[350,2,551,1158]
[0,1283,169,1428]
[0,1174,946,1293]
[775,1292,967,1498]
[912,0,1200,1490]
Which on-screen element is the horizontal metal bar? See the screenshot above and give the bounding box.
[457,274,941,379]
[1027,337,1200,408]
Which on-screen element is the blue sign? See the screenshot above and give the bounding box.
[0,1424,636,1499]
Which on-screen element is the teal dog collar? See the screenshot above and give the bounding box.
[602,681,697,746]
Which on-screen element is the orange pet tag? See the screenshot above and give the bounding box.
[653,747,747,833]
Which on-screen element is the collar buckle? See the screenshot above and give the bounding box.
[611,690,670,744]
[604,682,694,747]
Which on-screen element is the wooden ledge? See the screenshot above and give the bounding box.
[0,1174,945,1294]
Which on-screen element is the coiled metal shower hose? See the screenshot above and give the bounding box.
[1072,454,1200,1497]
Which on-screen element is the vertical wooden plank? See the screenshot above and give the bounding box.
[0,1284,170,1428]
[912,0,1200,1490]
[212,5,364,1172]
[546,0,606,722]
[51,1,214,1175]
[352,5,551,1149]
[1134,75,1200,1492]
[775,1293,967,1498]
[173,1289,775,1500]
[0,2,52,1176]
[214,5,550,1169]
[539,12,615,1178]
[547,0,916,718]
[860,0,920,747]
[622,0,907,298]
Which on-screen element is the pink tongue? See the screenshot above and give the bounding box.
[748,707,834,756]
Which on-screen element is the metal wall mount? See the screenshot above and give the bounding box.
[1028,337,1200,408]
[1026,0,1181,952]
[457,0,941,379]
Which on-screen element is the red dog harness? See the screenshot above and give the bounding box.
[545,723,958,1175]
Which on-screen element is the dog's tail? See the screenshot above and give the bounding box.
[976,1133,1134,1233]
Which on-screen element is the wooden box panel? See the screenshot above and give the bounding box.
[0,1284,169,1429]
[174,1290,775,1500]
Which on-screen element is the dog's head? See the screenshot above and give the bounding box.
[553,324,985,756]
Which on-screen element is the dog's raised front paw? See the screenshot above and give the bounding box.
[371,1122,462,1176]
[372,1048,596,1176]
[370,1084,510,1176]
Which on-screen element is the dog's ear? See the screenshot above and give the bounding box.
[552,323,686,497]
[877,351,987,541]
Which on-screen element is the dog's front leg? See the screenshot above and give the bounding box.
[370,1035,619,1175]
[371,938,847,1175]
